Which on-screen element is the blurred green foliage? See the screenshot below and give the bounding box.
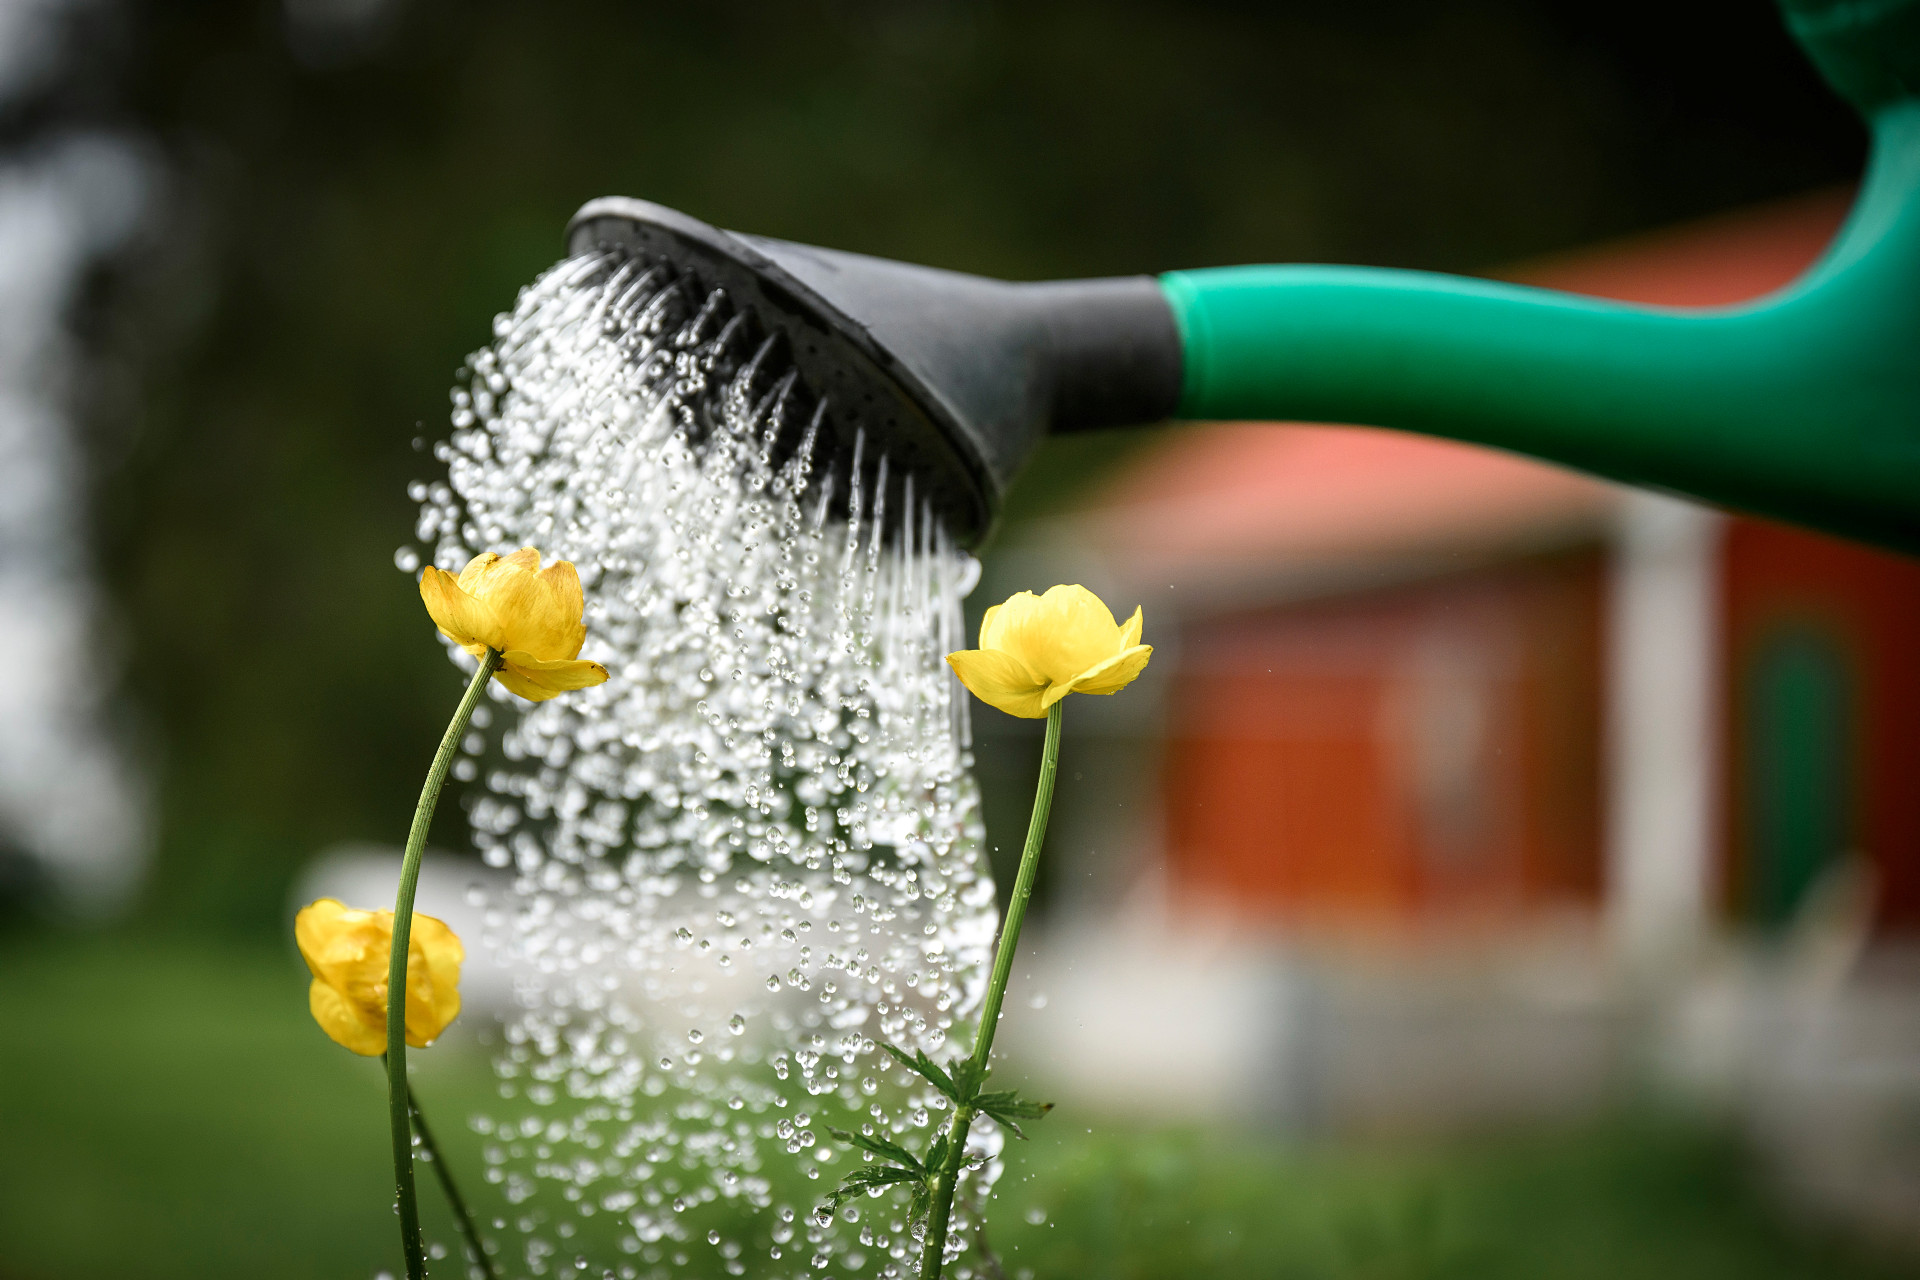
[83,0,1862,931]
[2,932,1914,1279]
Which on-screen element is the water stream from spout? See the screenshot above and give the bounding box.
[405,251,1000,1279]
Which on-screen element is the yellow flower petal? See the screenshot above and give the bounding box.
[1069,643,1153,696]
[413,912,465,972]
[404,913,464,1048]
[296,898,391,1051]
[296,898,380,993]
[473,551,588,659]
[496,651,610,702]
[414,917,462,1036]
[528,559,590,658]
[309,977,386,1056]
[419,567,492,656]
[986,585,1125,688]
[1118,606,1143,650]
[946,648,1051,719]
[976,597,1020,652]
[456,551,503,593]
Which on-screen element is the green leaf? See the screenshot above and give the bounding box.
[879,1042,959,1101]
[924,1131,950,1172]
[974,1090,1052,1119]
[909,1181,932,1225]
[978,1111,1030,1140]
[827,1126,924,1174]
[840,1165,920,1189]
[975,1089,1054,1141]
[823,1165,921,1213]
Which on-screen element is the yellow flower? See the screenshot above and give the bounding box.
[294,898,464,1056]
[946,584,1152,718]
[419,547,610,702]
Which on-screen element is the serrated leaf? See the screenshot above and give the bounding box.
[976,1090,1054,1141]
[974,1090,1053,1119]
[841,1165,921,1189]
[979,1111,1028,1140]
[822,1165,920,1213]
[925,1131,950,1172]
[828,1126,924,1174]
[909,1182,932,1225]
[879,1042,958,1101]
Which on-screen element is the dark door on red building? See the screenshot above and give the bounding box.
[1741,625,1855,926]
[1721,518,1920,933]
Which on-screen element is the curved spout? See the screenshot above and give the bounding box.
[1161,102,1920,554]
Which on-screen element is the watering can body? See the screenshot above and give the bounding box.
[1161,0,1920,555]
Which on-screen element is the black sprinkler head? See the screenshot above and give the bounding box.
[566,198,1183,547]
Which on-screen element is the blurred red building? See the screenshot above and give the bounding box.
[1073,188,1920,939]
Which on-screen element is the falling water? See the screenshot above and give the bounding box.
[406,250,1002,1279]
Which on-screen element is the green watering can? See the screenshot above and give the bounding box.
[567,0,1920,554]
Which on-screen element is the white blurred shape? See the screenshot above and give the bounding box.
[999,917,1298,1123]
[1605,490,1722,970]
[0,128,153,909]
[0,0,80,105]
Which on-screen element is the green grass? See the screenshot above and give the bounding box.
[986,1122,1916,1280]
[1,933,1914,1280]
[0,933,498,1279]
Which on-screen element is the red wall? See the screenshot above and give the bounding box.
[1165,553,1603,926]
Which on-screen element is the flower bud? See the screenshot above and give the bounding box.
[419,547,610,702]
[294,898,463,1055]
[947,584,1151,718]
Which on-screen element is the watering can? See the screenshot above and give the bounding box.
[567,0,1920,554]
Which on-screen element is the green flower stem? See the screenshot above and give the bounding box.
[389,648,502,1280]
[919,700,1063,1280]
[406,1081,502,1280]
